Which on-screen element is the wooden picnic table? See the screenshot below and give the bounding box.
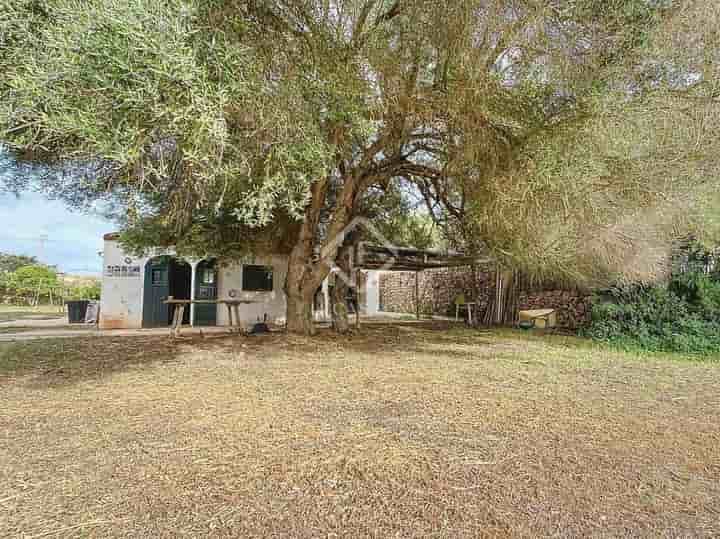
[164,297,256,337]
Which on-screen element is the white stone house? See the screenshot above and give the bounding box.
[99,233,381,330]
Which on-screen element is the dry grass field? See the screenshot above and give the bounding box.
[1,325,719,538]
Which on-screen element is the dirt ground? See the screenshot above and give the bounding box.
[1,325,719,538]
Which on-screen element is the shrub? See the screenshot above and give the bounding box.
[3,264,59,303]
[585,272,720,355]
[66,282,101,301]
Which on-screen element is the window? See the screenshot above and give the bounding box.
[201,268,215,285]
[151,268,168,285]
[242,265,273,292]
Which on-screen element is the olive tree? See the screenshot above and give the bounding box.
[2,0,717,332]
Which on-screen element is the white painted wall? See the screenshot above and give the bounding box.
[100,239,291,329]
[100,238,383,329]
[216,255,290,326]
[364,270,381,316]
[99,240,150,329]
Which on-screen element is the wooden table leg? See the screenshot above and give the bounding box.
[169,306,177,337]
[226,304,234,331]
[233,305,242,333]
[174,305,185,338]
[170,305,179,337]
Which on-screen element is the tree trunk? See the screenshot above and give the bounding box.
[283,177,330,336]
[284,239,322,335]
[283,169,361,335]
[331,280,350,334]
[285,288,316,335]
[331,245,352,333]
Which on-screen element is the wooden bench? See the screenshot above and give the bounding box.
[518,308,557,329]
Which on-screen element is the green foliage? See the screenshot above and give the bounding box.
[361,183,442,250]
[586,272,720,355]
[1,262,101,302]
[468,76,720,287]
[0,0,331,250]
[453,0,720,287]
[385,212,441,251]
[66,282,101,300]
[0,252,38,273]
[3,264,58,296]
[2,0,719,288]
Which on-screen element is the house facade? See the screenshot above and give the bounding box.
[99,233,381,330]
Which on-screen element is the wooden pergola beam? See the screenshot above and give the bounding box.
[356,242,490,272]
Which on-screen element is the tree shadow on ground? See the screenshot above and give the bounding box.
[0,324,592,389]
[0,336,186,388]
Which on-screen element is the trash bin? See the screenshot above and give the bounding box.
[67,300,90,324]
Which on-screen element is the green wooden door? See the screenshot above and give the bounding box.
[142,259,170,328]
[194,260,218,326]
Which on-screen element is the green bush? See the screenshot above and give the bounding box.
[5,264,58,294]
[66,282,101,301]
[585,272,720,355]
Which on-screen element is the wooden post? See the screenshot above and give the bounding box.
[355,268,361,329]
[322,277,330,321]
[189,261,198,327]
[167,296,175,337]
[415,271,421,320]
[495,268,502,325]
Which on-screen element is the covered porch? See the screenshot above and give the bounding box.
[314,242,490,328]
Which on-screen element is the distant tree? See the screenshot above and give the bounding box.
[0,252,38,273]
[359,182,442,251]
[4,265,59,304]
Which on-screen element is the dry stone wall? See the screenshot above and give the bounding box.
[379,266,494,318]
[380,267,592,328]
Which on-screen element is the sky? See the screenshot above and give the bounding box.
[0,190,115,276]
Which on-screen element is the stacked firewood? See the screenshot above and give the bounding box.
[518,290,593,329]
[380,269,594,328]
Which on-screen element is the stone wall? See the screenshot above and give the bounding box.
[379,266,494,318]
[380,268,592,328]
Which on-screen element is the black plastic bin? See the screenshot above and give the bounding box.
[66,300,90,324]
